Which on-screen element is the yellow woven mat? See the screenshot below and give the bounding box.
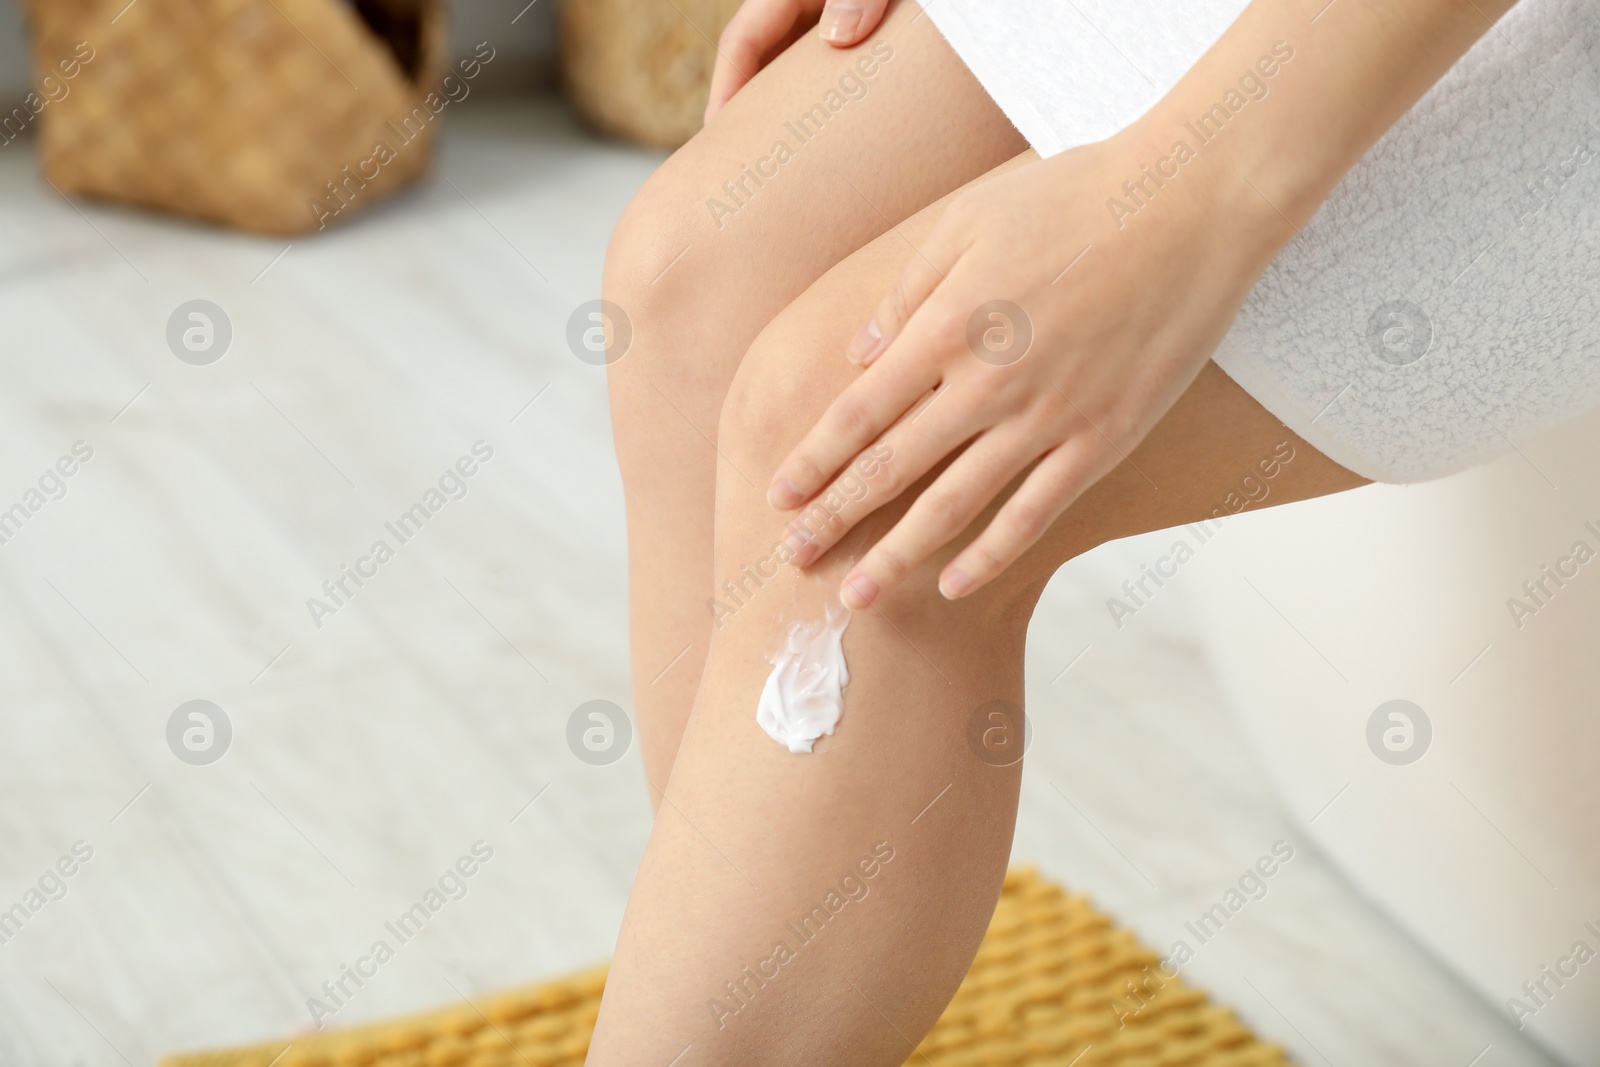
[161,868,1290,1067]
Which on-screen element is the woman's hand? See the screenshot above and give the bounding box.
[705,0,889,123]
[766,131,1291,610]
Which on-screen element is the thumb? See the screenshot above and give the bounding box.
[817,0,889,44]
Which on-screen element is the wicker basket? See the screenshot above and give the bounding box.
[21,0,449,235]
[561,0,743,149]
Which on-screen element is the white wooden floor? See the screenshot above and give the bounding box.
[0,98,1558,1067]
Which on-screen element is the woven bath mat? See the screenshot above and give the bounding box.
[160,867,1291,1067]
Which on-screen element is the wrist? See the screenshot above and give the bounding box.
[1101,113,1297,281]
[1107,25,1362,271]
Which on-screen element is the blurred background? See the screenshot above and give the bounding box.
[0,2,1595,1066]
[2,1,33,99]
[0,0,559,99]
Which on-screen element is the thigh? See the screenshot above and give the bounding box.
[604,0,1026,435]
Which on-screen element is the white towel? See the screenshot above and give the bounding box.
[922,0,1600,483]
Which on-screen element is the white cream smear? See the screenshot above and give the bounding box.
[756,605,852,754]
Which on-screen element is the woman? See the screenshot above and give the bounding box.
[587,0,1596,1061]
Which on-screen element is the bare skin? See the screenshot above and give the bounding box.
[595,174,1363,1067]
[604,1,1026,794]
[592,0,1514,1062]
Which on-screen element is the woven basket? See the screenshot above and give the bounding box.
[561,0,743,149]
[21,0,448,235]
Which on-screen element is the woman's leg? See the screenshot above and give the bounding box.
[588,157,1370,1065]
[603,0,1026,794]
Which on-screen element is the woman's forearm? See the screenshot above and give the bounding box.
[1119,0,1520,260]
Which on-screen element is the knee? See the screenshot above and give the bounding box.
[601,163,700,377]
[605,141,807,492]
[601,161,720,478]
[602,164,695,333]
[717,305,838,483]
[715,306,1039,631]
[605,132,779,360]
[717,313,937,614]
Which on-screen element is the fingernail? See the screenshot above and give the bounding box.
[819,3,865,42]
[841,572,880,610]
[846,318,882,365]
[939,568,973,599]
[767,477,804,510]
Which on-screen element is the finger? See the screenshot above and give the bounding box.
[767,324,951,510]
[939,435,1120,599]
[844,214,968,367]
[781,380,995,566]
[834,425,1043,608]
[705,0,813,122]
[768,233,968,509]
[706,1,781,121]
[818,0,889,44]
